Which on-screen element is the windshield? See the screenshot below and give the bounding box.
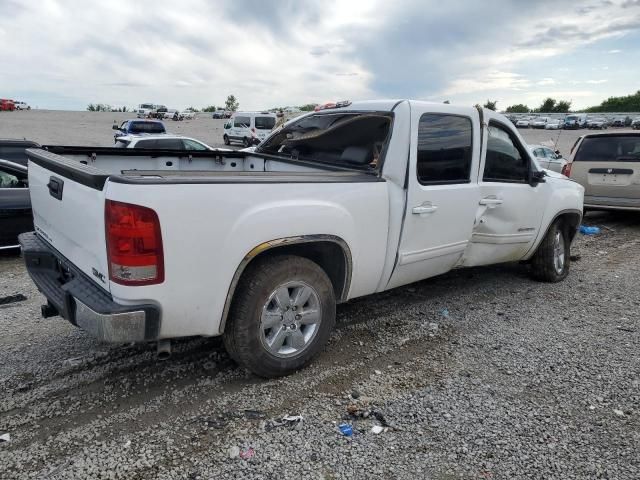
[575,135,640,162]
[129,121,166,134]
[255,116,276,130]
[258,112,392,170]
[566,116,578,121]
[139,104,154,109]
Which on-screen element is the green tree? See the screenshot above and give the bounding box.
[483,99,498,111]
[554,100,571,113]
[225,95,239,112]
[202,105,217,112]
[87,104,96,111]
[505,104,530,113]
[537,97,557,113]
[299,104,318,111]
[584,90,640,112]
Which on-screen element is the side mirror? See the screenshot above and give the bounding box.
[530,170,547,186]
[112,124,119,130]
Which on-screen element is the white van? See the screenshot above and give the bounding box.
[223,111,277,147]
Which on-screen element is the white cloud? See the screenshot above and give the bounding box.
[608,49,622,53]
[537,78,556,86]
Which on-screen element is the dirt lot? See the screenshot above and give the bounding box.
[1,111,639,479]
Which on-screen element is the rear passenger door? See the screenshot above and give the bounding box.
[465,113,549,265]
[387,106,481,289]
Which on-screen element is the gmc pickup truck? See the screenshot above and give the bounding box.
[20,100,584,377]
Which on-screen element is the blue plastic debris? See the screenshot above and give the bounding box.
[440,308,449,318]
[579,225,600,235]
[338,423,353,436]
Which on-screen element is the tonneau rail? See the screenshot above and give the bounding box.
[26,148,109,190]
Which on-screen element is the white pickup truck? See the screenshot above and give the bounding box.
[20,100,584,377]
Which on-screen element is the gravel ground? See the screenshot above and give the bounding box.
[1,210,638,479]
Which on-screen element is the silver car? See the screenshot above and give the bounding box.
[529,144,567,174]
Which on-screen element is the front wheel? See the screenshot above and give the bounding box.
[530,221,570,282]
[223,135,230,145]
[242,137,250,148]
[224,255,336,377]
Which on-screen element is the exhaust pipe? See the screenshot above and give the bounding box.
[157,339,171,360]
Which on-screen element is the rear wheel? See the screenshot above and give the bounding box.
[223,135,230,146]
[530,220,570,282]
[224,255,336,377]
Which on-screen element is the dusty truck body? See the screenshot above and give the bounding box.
[20,100,584,377]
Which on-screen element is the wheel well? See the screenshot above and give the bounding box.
[556,211,581,242]
[220,237,352,333]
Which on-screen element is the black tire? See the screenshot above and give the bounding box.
[223,135,230,146]
[530,220,570,282]
[242,137,250,148]
[224,255,336,378]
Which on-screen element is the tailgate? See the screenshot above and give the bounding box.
[27,149,111,291]
[571,134,640,200]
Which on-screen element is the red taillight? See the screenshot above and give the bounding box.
[561,163,572,177]
[105,200,164,286]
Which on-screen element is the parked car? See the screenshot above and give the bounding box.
[211,109,227,119]
[0,99,16,111]
[0,138,41,166]
[162,109,182,121]
[531,117,549,129]
[516,117,531,128]
[223,111,277,147]
[563,132,640,211]
[564,114,588,129]
[545,120,562,130]
[112,120,166,141]
[14,101,30,110]
[632,117,640,130]
[20,100,584,377]
[114,134,217,151]
[611,116,626,127]
[137,103,156,118]
[529,144,567,174]
[181,110,196,120]
[0,159,31,250]
[587,118,608,129]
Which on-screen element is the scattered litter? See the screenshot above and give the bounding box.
[0,294,27,306]
[264,414,303,432]
[0,433,10,443]
[123,440,131,448]
[345,406,392,428]
[613,409,624,416]
[428,322,439,331]
[570,254,582,261]
[370,425,384,434]
[63,356,85,367]
[228,446,240,459]
[579,225,600,235]
[374,370,382,375]
[239,447,255,460]
[338,423,353,436]
[439,308,449,318]
[588,405,596,411]
[616,326,636,333]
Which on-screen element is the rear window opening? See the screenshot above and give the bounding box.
[575,135,640,162]
[257,112,392,170]
[255,116,276,130]
[129,122,166,134]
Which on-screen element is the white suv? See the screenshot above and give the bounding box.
[14,101,30,110]
[223,111,277,147]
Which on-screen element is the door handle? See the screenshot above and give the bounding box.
[412,203,438,215]
[479,197,503,206]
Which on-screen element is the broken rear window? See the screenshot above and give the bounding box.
[257,112,392,170]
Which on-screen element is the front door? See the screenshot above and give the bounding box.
[464,112,548,266]
[387,105,481,289]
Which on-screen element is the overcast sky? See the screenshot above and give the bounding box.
[2,0,639,111]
